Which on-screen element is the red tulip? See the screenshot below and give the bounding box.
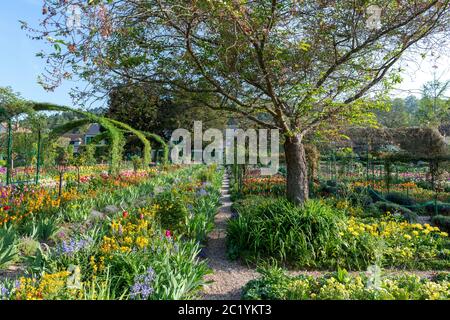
[122,211,129,218]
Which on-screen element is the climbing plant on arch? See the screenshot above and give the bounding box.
[31,102,168,172]
[142,131,169,164]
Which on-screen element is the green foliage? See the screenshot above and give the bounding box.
[17,237,41,257]
[196,164,217,183]
[242,266,450,300]
[374,201,418,223]
[0,225,18,269]
[0,87,31,120]
[142,132,169,164]
[432,215,450,233]
[36,217,60,242]
[49,119,92,141]
[107,84,228,142]
[228,194,449,270]
[227,197,351,268]
[29,102,167,172]
[78,143,97,166]
[108,118,151,166]
[385,192,416,206]
[416,79,450,126]
[154,191,189,234]
[185,190,221,243]
[130,155,144,172]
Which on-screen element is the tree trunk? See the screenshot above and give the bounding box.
[284,134,309,204]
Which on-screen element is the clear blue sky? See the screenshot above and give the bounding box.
[0,0,76,106]
[0,0,448,105]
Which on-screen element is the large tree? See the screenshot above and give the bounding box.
[107,84,229,139]
[417,79,450,126]
[376,97,411,128]
[27,0,450,203]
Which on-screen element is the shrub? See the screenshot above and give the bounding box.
[36,217,60,242]
[374,201,418,222]
[227,195,449,270]
[196,164,218,183]
[364,203,383,218]
[154,191,189,234]
[17,237,41,257]
[432,215,450,233]
[130,155,144,172]
[385,192,416,206]
[423,202,450,216]
[432,272,450,282]
[0,225,17,269]
[241,176,285,197]
[416,180,432,190]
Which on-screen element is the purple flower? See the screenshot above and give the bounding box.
[129,267,155,300]
[197,188,208,197]
[57,237,93,256]
[0,285,10,298]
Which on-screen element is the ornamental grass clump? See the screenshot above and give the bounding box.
[227,197,353,268]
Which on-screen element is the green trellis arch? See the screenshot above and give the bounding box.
[142,131,169,164]
[31,102,168,172]
[33,103,126,173]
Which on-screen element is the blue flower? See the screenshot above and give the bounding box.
[57,237,93,256]
[0,285,10,299]
[129,267,155,300]
[197,188,208,197]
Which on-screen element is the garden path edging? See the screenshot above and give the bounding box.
[201,174,258,300]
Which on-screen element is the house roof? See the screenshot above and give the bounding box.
[86,123,101,135]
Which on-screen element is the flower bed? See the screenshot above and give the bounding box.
[0,164,223,300]
[242,267,450,300]
[240,176,285,197]
[227,196,450,270]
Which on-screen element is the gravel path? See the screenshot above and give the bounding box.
[201,174,259,300]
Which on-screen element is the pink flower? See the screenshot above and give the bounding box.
[165,230,171,238]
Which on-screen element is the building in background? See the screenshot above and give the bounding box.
[62,123,102,153]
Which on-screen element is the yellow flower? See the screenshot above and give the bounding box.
[135,236,149,249]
